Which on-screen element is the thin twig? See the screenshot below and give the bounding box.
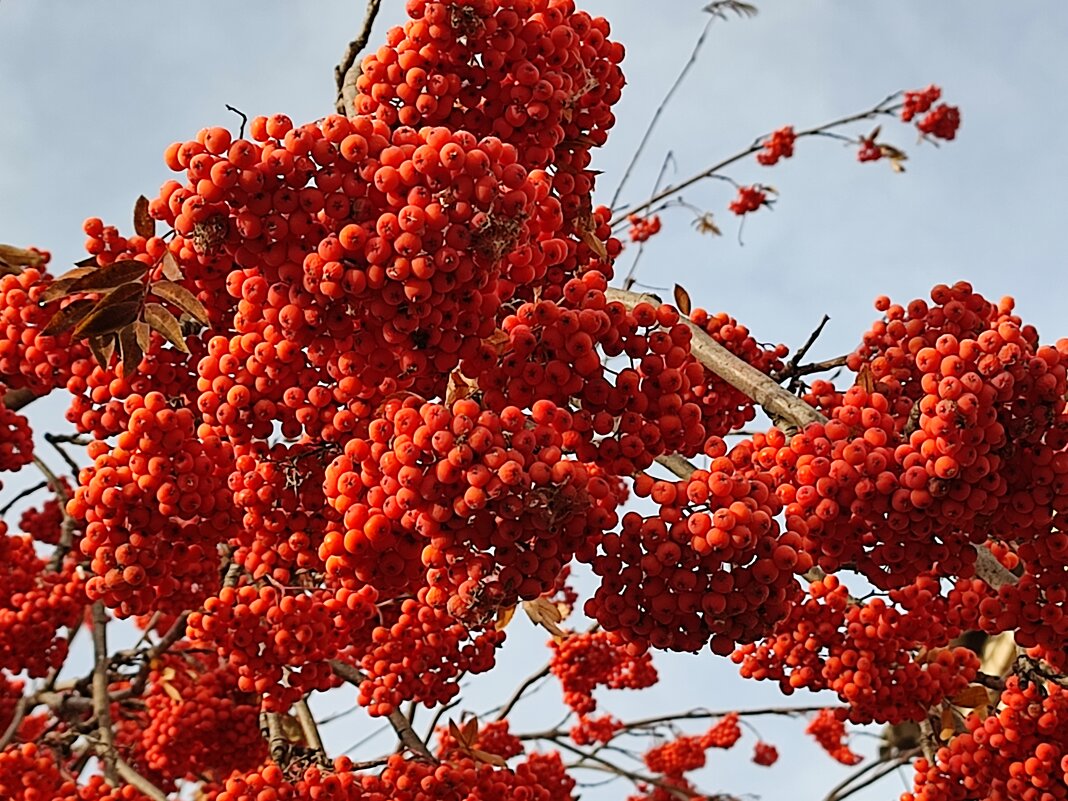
[44,432,82,476]
[331,660,437,762]
[609,17,715,209]
[494,662,553,722]
[0,480,47,516]
[114,757,168,801]
[825,748,919,801]
[611,93,902,226]
[779,314,830,391]
[225,104,248,139]
[111,611,190,702]
[0,696,29,749]
[34,455,78,574]
[335,0,384,115]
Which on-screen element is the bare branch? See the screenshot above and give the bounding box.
[331,660,437,762]
[335,0,384,115]
[0,695,28,750]
[0,480,48,516]
[609,17,715,208]
[1,385,37,411]
[91,602,119,785]
[296,698,326,756]
[823,748,918,801]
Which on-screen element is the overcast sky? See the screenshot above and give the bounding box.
[3,2,1067,799]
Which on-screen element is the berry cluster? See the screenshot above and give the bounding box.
[549,630,658,714]
[626,214,662,243]
[805,708,861,765]
[756,126,796,166]
[728,185,769,216]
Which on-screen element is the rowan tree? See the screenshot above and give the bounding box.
[0,2,1063,800]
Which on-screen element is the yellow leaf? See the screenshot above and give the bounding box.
[523,597,567,639]
[470,748,508,767]
[495,605,516,631]
[159,679,183,704]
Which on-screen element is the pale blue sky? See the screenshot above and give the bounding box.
[2,2,1067,799]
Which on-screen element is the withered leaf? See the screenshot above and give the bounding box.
[445,370,476,406]
[68,259,149,294]
[523,597,567,639]
[461,716,479,748]
[855,363,876,394]
[151,280,209,325]
[41,268,96,302]
[160,251,183,281]
[673,284,692,317]
[73,301,140,338]
[91,281,144,312]
[133,195,155,239]
[133,320,151,352]
[577,227,608,260]
[939,706,957,742]
[118,323,144,376]
[73,255,99,268]
[950,684,992,710]
[144,302,189,353]
[0,244,46,269]
[469,749,508,768]
[279,713,304,743]
[448,719,473,750]
[88,335,116,367]
[41,298,96,337]
[159,679,183,704]
[494,604,516,631]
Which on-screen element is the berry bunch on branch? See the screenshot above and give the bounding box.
[0,1,1064,800]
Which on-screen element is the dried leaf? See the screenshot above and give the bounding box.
[119,323,144,376]
[159,679,183,704]
[88,335,116,367]
[692,212,722,236]
[577,226,608,260]
[950,685,992,710]
[160,251,183,281]
[73,255,99,268]
[673,284,692,317]
[90,281,144,312]
[939,706,957,742]
[855,363,876,394]
[494,604,516,631]
[151,280,209,325]
[703,0,759,20]
[523,597,567,639]
[73,301,140,338]
[41,298,96,336]
[461,717,479,748]
[0,244,46,269]
[469,749,508,767]
[68,259,150,294]
[41,269,96,302]
[448,719,469,749]
[445,370,476,406]
[144,303,190,353]
[485,328,511,355]
[133,320,151,352]
[133,195,155,239]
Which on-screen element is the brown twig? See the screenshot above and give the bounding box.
[335,0,383,115]
[608,287,825,431]
[0,385,37,411]
[0,696,29,750]
[91,602,119,785]
[113,757,168,801]
[33,455,78,572]
[111,611,190,702]
[610,93,902,226]
[330,660,437,762]
[778,313,830,391]
[295,698,327,757]
[823,748,919,801]
[0,480,48,516]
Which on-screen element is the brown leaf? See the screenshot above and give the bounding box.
[0,244,46,269]
[855,363,876,394]
[41,298,97,336]
[133,320,151,352]
[523,597,567,639]
[445,370,476,406]
[279,713,304,743]
[68,259,149,294]
[461,717,479,748]
[950,685,992,710]
[40,269,96,302]
[494,604,516,631]
[673,284,692,317]
[692,212,722,236]
[119,323,144,376]
[88,335,116,367]
[469,749,508,768]
[151,280,209,325]
[144,303,190,353]
[938,706,957,742]
[485,328,511,355]
[133,195,155,239]
[448,719,468,749]
[577,225,608,260]
[73,301,140,338]
[160,251,183,282]
[90,281,144,312]
[73,255,99,268]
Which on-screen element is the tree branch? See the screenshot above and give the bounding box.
[335,0,383,115]
[295,698,326,757]
[330,660,437,762]
[91,602,119,785]
[0,385,37,411]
